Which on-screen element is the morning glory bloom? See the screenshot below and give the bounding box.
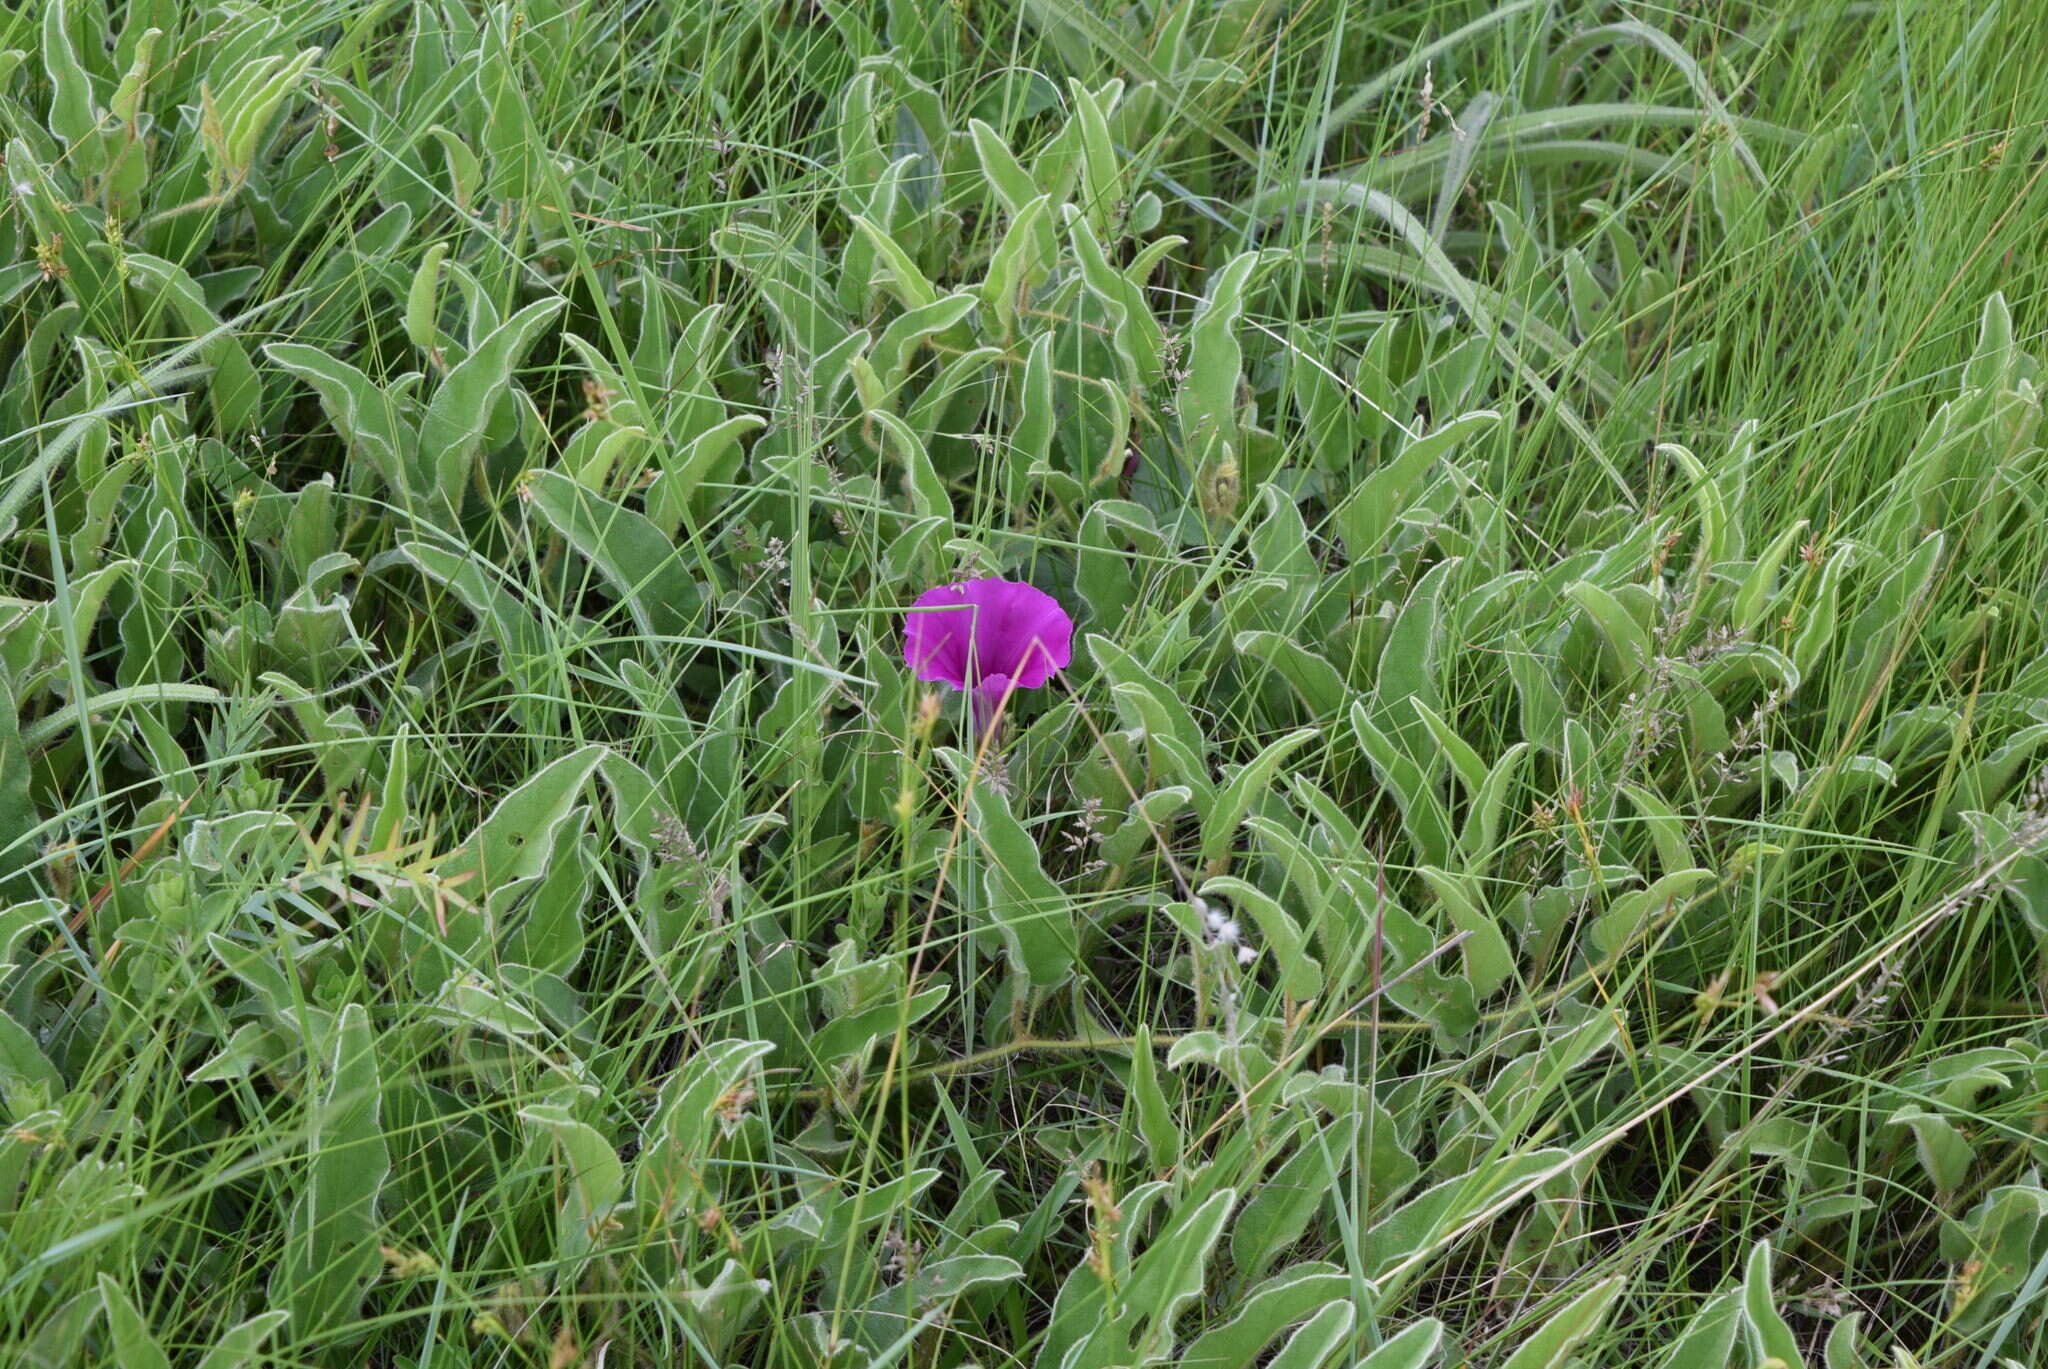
[903,576,1073,739]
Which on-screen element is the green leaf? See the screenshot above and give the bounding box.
[1202,875,1320,1000]
[524,468,699,641]
[1201,726,1320,866]
[194,1311,292,1369]
[1655,1291,1741,1369]
[1499,1276,1626,1369]
[942,749,1077,989]
[1366,1149,1571,1283]
[417,296,566,509]
[1349,701,1454,869]
[1586,869,1717,960]
[404,240,450,353]
[1230,1118,1361,1281]
[1179,248,1285,465]
[427,124,482,211]
[808,940,949,1068]
[1660,442,1728,576]
[265,343,417,498]
[981,193,1055,340]
[1332,409,1498,555]
[1409,700,1487,801]
[201,47,322,189]
[397,540,549,665]
[273,1003,389,1334]
[1128,1026,1179,1173]
[867,409,951,522]
[1741,1240,1808,1369]
[445,745,606,900]
[1565,580,1653,688]
[1839,531,1943,706]
[1182,1265,1350,1369]
[1823,1313,1871,1369]
[635,1037,777,1224]
[1066,211,1169,385]
[0,1004,63,1113]
[1012,329,1070,496]
[427,976,544,1039]
[1415,866,1512,998]
[521,1101,626,1270]
[1376,556,1458,728]
[97,1276,172,1369]
[1078,500,1166,626]
[850,212,942,312]
[1352,1319,1448,1369]
[648,414,764,534]
[1235,631,1347,716]
[968,117,1040,216]
[125,254,262,434]
[478,10,538,197]
[711,224,851,361]
[1266,1300,1355,1369]
[1118,1186,1239,1362]
[1092,635,1215,801]
[20,683,226,750]
[1068,77,1124,233]
[1887,1104,1974,1194]
[1504,631,1566,754]
[1460,741,1531,879]
[0,674,40,900]
[1734,518,1809,632]
[42,1,99,153]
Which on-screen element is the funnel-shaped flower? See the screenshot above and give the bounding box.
[903,577,1073,738]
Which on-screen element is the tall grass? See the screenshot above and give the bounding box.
[2,1,2047,1365]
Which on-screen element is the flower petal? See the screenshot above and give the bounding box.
[903,582,976,688]
[901,577,1073,696]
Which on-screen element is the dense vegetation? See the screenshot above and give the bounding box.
[3,0,2048,1364]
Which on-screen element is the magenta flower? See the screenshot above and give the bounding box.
[904,577,1073,738]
